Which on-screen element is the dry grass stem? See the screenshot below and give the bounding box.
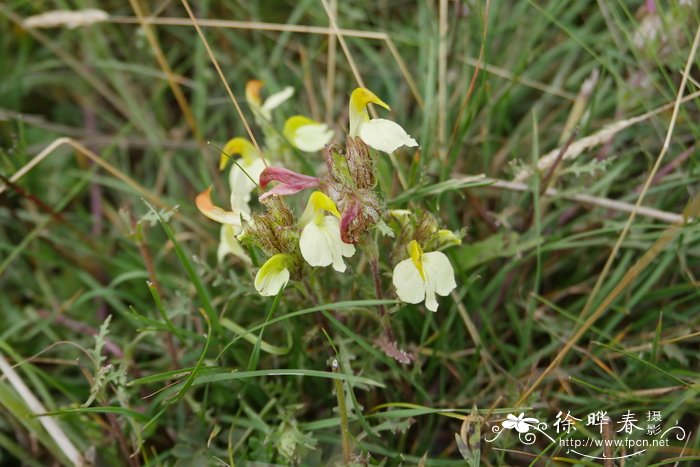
[516,23,700,405]
[0,352,84,465]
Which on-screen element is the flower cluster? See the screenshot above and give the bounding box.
[196,83,459,312]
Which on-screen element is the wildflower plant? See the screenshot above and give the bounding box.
[5,4,699,465]
[196,81,459,359]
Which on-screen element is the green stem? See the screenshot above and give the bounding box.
[365,236,395,342]
[332,359,351,464]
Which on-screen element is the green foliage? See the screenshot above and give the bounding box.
[1,0,699,465]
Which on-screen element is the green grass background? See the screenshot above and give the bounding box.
[1,0,699,465]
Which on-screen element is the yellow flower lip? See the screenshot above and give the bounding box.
[408,240,425,281]
[259,253,292,276]
[350,87,391,114]
[348,87,393,137]
[255,253,293,296]
[283,115,316,140]
[309,191,341,219]
[219,137,255,170]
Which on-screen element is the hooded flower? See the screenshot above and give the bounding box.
[246,79,294,120]
[219,137,266,214]
[283,115,334,152]
[299,191,355,272]
[392,240,456,312]
[348,87,418,154]
[255,253,294,296]
[195,187,250,263]
[259,167,320,200]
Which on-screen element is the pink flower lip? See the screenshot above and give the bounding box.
[259,167,320,200]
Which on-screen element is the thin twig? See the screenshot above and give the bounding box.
[0,5,127,121]
[601,416,614,467]
[110,15,389,38]
[325,0,337,126]
[107,411,140,467]
[109,15,423,107]
[319,0,409,191]
[82,102,109,321]
[0,138,160,205]
[523,127,579,230]
[383,37,423,108]
[483,177,686,224]
[539,127,579,196]
[179,0,268,167]
[320,0,366,92]
[0,172,101,252]
[459,56,576,100]
[0,137,208,237]
[635,144,695,192]
[515,89,700,181]
[128,0,203,145]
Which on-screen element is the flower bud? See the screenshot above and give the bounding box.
[339,198,361,244]
[414,212,440,246]
[335,191,381,244]
[264,194,295,227]
[245,197,298,257]
[436,229,462,247]
[324,137,376,190]
[345,137,376,189]
[324,143,354,186]
[388,209,413,227]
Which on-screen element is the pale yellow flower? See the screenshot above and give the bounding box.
[298,192,355,272]
[283,115,334,152]
[392,240,456,312]
[348,87,418,154]
[254,254,293,296]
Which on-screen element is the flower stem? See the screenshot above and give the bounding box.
[332,359,351,464]
[369,251,395,342]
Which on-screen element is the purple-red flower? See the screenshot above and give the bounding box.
[259,167,320,200]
